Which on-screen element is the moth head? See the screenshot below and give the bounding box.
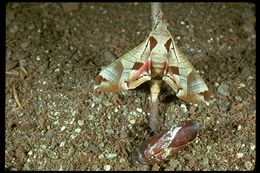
[157,10,164,21]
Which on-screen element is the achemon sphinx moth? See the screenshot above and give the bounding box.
[94,11,209,105]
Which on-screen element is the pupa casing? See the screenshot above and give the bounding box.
[133,120,198,165]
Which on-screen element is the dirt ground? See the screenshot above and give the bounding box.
[5,3,255,171]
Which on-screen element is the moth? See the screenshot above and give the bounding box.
[94,11,209,105]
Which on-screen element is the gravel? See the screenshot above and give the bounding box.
[217,83,230,97]
[104,165,111,171]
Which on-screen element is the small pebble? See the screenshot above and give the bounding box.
[60,126,66,131]
[28,24,35,30]
[28,151,33,155]
[129,119,136,125]
[242,101,252,110]
[114,108,119,113]
[70,117,75,124]
[248,76,253,80]
[176,36,181,40]
[58,165,64,171]
[250,144,255,151]
[237,125,242,131]
[119,158,125,163]
[104,35,111,43]
[74,128,81,133]
[103,100,113,107]
[245,161,253,170]
[218,101,230,112]
[45,129,54,138]
[180,104,188,113]
[92,96,102,104]
[104,165,111,171]
[60,141,66,147]
[238,83,246,89]
[235,95,243,102]
[180,21,185,25]
[84,141,89,148]
[9,168,18,171]
[217,83,230,97]
[20,42,29,50]
[136,108,142,113]
[105,153,117,159]
[236,153,243,158]
[78,120,84,126]
[70,134,77,139]
[87,142,100,154]
[214,82,220,87]
[10,25,19,33]
[98,154,104,160]
[103,51,116,64]
[202,158,209,166]
[135,98,141,103]
[40,145,47,150]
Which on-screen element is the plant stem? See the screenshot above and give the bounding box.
[149,80,161,133]
[151,2,161,28]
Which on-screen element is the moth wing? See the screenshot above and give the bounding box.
[94,40,151,92]
[163,41,210,105]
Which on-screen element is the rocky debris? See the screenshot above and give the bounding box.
[217,83,230,97]
[103,165,111,171]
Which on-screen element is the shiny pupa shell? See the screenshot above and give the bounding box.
[133,120,198,165]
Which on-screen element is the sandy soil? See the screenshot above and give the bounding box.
[5,3,255,171]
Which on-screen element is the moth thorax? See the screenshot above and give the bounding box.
[151,62,164,78]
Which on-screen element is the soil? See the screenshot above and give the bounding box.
[5,3,255,171]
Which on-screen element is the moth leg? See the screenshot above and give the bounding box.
[127,75,151,89]
[163,57,169,75]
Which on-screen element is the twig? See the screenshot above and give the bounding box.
[151,2,161,28]
[6,70,19,76]
[149,99,160,133]
[12,84,23,110]
[149,80,161,133]
[150,2,162,133]
[20,66,28,76]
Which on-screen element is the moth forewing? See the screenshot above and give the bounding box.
[94,59,125,92]
[94,40,151,92]
[162,37,180,92]
[128,75,151,89]
[167,42,210,105]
